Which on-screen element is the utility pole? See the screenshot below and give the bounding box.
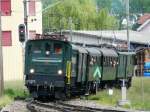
[23,0,28,40]
[0,1,4,97]
[69,17,72,42]
[126,0,130,51]
[118,0,131,106]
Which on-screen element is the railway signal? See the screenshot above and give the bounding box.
[19,24,26,43]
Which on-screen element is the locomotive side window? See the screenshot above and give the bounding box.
[27,45,32,55]
[54,43,62,54]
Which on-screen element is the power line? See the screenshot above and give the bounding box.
[42,0,63,14]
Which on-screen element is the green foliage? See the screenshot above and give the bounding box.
[0,95,12,108]
[43,0,118,31]
[130,0,150,13]
[4,80,29,99]
[42,0,58,8]
[89,89,120,106]
[96,0,112,11]
[96,8,118,30]
[89,77,150,110]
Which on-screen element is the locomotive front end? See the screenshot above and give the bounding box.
[25,39,69,98]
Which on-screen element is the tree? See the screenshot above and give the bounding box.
[43,0,118,31]
[96,8,118,30]
[96,0,112,11]
[130,0,150,14]
[42,0,58,8]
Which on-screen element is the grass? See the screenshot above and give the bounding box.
[1,77,150,110]
[89,77,150,111]
[0,80,29,108]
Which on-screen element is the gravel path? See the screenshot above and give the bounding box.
[63,99,141,112]
[0,99,146,112]
[1,100,29,112]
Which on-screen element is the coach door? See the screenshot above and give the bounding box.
[76,47,88,83]
[71,51,78,86]
[81,54,87,84]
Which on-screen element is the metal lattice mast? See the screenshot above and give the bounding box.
[126,0,130,51]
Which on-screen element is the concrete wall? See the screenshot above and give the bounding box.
[1,0,42,81]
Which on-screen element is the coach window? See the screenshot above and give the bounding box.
[103,57,106,66]
[90,56,94,65]
[98,56,100,65]
[93,57,96,64]
[106,57,109,66]
[96,56,99,65]
[110,57,112,66]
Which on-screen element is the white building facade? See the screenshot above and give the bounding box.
[1,0,42,81]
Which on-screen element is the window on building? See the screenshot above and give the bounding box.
[2,31,12,46]
[28,1,36,16]
[29,30,36,39]
[0,0,11,16]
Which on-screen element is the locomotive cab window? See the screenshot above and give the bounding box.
[32,43,42,54]
[45,43,51,55]
[54,43,62,54]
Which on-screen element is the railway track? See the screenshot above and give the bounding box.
[27,100,127,112]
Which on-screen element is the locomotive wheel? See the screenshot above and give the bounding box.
[55,91,67,100]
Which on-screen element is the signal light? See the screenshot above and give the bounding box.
[18,24,26,43]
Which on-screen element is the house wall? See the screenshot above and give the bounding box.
[1,0,42,81]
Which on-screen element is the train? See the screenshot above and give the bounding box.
[23,34,135,99]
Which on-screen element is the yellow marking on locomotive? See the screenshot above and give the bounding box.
[66,61,71,84]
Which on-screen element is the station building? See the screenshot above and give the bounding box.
[1,0,42,81]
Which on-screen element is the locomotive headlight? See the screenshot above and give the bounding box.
[46,51,50,55]
[58,70,63,75]
[30,69,35,74]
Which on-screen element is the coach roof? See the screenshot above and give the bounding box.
[72,45,88,53]
[85,47,101,56]
[98,48,118,57]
